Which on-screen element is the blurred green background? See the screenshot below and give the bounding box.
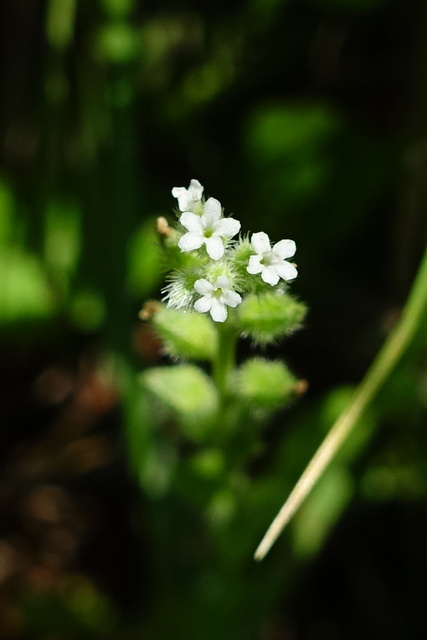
[1,0,427,638]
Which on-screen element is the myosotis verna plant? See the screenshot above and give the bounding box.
[139,179,306,500]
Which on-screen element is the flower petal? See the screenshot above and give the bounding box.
[222,290,242,308]
[194,278,213,295]
[246,255,263,274]
[171,186,185,199]
[274,261,298,281]
[210,299,227,322]
[179,211,203,233]
[251,231,271,255]
[172,180,204,211]
[171,187,189,212]
[215,276,231,289]
[189,179,203,199]
[205,235,225,260]
[261,266,280,286]
[194,296,212,313]
[178,231,204,252]
[203,198,222,226]
[214,217,241,239]
[273,239,296,259]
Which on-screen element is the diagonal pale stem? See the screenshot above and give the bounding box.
[255,245,427,561]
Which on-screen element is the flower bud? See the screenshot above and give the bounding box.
[237,292,306,344]
[237,358,297,408]
[229,237,254,280]
[141,364,219,441]
[152,306,217,360]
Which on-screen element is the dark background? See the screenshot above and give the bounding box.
[0,0,426,638]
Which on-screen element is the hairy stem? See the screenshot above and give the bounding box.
[213,321,237,402]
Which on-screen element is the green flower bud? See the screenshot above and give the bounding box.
[237,292,306,344]
[236,358,297,408]
[152,306,218,361]
[141,365,219,440]
[229,237,254,280]
[204,260,237,285]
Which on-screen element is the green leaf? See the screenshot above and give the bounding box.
[152,306,218,361]
[237,292,306,344]
[237,358,297,409]
[141,364,219,440]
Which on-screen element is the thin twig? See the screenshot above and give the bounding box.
[255,245,427,561]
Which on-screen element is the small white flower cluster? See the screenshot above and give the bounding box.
[163,179,298,323]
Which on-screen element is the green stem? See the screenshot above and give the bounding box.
[255,245,427,561]
[213,321,238,403]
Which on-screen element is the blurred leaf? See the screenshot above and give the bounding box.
[141,364,219,440]
[236,357,297,408]
[244,102,340,211]
[128,218,163,297]
[94,22,139,64]
[68,288,106,330]
[100,0,135,18]
[46,0,76,51]
[22,576,118,637]
[44,200,81,276]
[0,249,55,324]
[247,103,338,157]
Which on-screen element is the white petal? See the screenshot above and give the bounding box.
[205,236,225,260]
[274,261,298,281]
[179,211,203,233]
[178,231,204,252]
[172,180,204,211]
[172,187,190,212]
[203,198,222,226]
[210,299,227,322]
[194,296,212,313]
[172,186,185,198]
[251,231,271,255]
[222,290,242,308]
[194,278,214,295]
[261,266,280,286]
[189,179,204,200]
[246,255,263,274]
[214,217,241,239]
[273,239,296,259]
[215,276,231,289]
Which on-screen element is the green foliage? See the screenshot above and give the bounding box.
[1,0,426,638]
[0,249,56,323]
[236,358,297,408]
[95,23,139,63]
[152,306,218,361]
[128,218,164,297]
[237,292,307,344]
[244,104,339,211]
[141,364,219,440]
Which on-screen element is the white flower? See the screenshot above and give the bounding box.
[178,197,241,261]
[247,231,297,285]
[172,179,204,212]
[194,276,242,322]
